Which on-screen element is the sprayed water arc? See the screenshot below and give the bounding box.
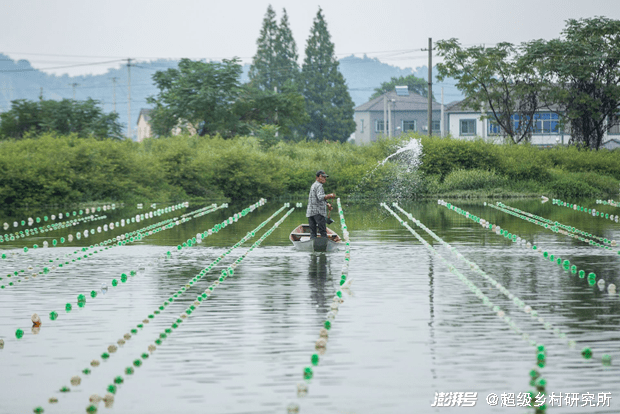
[349,138,424,202]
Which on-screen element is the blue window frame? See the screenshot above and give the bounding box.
[376,119,388,133]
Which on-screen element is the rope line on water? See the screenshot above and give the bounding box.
[6,204,230,341]
[1,203,116,234]
[385,203,553,410]
[552,199,619,224]
[80,205,295,414]
[488,202,619,254]
[432,201,615,366]
[1,212,107,245]
[288,198,351,413]
[31,200,272,413]
[597,199,620,209]
[1,202,189,265]
[0,203,216,292]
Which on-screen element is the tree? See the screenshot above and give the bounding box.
[370,74,434,100]
[436,40,541,144]
[299,8,355,142]
[274,8,299,91]
[148,58,242,137]
[0,98,122,140]
[524,17,620,149]
[233,83,308,140]
[249,5,279,91]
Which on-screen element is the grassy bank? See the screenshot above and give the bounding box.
[0,133,618,207]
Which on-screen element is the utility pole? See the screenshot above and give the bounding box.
[441,87,444,137]
[383,95,387,136]
[69,83,79,100]
[39,87,43,101]
[427,37,433,137]
[127,59,132,139]
[110,77,118,113]
[387,99,392,137]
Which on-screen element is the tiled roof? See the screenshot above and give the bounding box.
[355,90,441,112]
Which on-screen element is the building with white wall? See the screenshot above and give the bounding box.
[354,87,442,145]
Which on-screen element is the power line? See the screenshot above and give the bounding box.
[0,59,126,73]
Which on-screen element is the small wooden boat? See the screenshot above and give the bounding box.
[289,224,342,252]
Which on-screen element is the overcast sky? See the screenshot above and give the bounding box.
[2,0,620,76]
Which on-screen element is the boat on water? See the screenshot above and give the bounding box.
[289,224,342,252]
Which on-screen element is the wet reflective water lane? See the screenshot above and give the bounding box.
[0,199,619,413]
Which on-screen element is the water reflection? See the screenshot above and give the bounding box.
[308,252,329,315]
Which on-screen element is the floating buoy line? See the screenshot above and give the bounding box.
[1,204,116,233]
[382,203,545,357]
[551,198,619,223]
[1,202,189,266]
[79,204,293,414]
[6,203,231,341]
[0,204,212,293]
[0,204,194,289]
[30,200,272,413]
[288,198,351,414]
[597,199,620,209]
[488,202,619,254]
[0,201,189,270]
[383,202,552,410]
[1,213,107,244]
[439,200,615,365]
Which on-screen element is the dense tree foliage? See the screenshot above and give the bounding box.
[0,133,618,208]
[437,17,620,149]
[234,83,308,140]
[0,98,122,140]
[249,6,299,93]
[370,74,434,101]
[249,6,279,92]
[299,8,355,142]
[274,8,299,91]
[523,17,620,149]
[436,41,541,144]
[147,58,243,137]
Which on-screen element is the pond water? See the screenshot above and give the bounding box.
[0,199,619,414]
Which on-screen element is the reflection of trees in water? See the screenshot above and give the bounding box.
[308,252,330,315]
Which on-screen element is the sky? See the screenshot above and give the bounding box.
[2,0,620,76]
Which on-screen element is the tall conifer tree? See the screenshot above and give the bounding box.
[249,5,278,91]
[300,8,355,142]
[274,8,299,91]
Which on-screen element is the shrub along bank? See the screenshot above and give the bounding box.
[0,133,618,207]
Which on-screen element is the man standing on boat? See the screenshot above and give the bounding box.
[306,170,336,239]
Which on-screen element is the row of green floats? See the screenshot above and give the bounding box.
[490,202,619,254]
[30,200,269,413]
[383,202,551,410]
[288,198,351,414]
[80,202,292,414]
[2,202,188,255]
[8,204,227,345]
[1,203,199,290]
[2,203,115,232]
[596,199,620,208]
[439,199,613,365]
[552,198,619,225]
[1,213,107,244]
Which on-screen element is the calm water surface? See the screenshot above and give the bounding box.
[0,199,619,414]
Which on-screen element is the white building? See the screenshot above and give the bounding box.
[445,101,620,147]
[136,109,152,142]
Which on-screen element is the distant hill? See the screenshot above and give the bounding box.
[0,53,462,139]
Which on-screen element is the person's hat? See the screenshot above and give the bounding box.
[316,170,329,177]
